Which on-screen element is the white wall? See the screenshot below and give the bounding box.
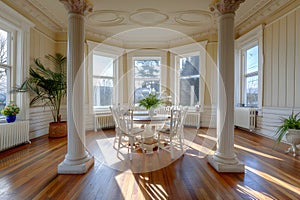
[258,6,300,139]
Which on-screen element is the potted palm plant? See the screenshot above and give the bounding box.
[19,53,67,137]
[275,112,300,156]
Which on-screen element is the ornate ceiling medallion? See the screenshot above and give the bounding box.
[129,8,169,26]
[87,10,125,26]
[174,10,212,26]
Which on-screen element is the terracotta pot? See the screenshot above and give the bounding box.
[48,121,67,138]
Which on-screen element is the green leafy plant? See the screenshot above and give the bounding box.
[18,53,66,123]
[275,112,300,144]
[139,94,162,110]
[1,103,20,116]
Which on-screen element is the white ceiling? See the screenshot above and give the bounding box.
[7,0,293,47]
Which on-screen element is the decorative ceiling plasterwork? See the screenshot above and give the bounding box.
[235,0,293,35]
[5,0,296,48]
[87,10,126,26]
[174,10,213,26]
[129,8,169,26]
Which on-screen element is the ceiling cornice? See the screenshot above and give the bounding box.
[8,0,65,32]
[235,0,293,35]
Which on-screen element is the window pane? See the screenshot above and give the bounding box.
[134,58,161,103]
[93,78,113,107]
[245,75,258,106]
[180,55,200,77]
[134,59,160,78]
[0,30,8,64]
[93,54,114,77]
[180,77,199,106]
[0,29,9,116]
[245,45,258,74]
[134,80,159,103]
[0,68,8,114]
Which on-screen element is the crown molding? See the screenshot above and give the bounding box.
[235,0,293,35]
[8,0,64,32]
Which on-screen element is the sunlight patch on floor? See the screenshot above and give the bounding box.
[138,174,168,200]
[246,166,300,195]
[236,184,276,200]
[196,133,217,142]
[234,144,283,161]
[115,170,144,199]
[185,140,214,157]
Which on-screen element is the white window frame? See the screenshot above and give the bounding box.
[177,52,201,108]
[0,2,34,121]
[169,41,207,111]
[133,56,161,104]
[0,28,12,109]
[235,25,264,110]
[92,52,116,110]
[87,41,124,113]
[127,49,167,106]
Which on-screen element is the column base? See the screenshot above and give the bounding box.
[208,154,245,173]
[58,154,94,174]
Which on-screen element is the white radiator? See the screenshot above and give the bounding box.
[234,107,256,130]
[94,114,115,131]
[184,112,201,129]
[0,121,30,151]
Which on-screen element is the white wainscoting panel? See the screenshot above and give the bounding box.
[255,107,300,141]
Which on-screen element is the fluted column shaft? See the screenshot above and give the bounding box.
[208,0,245,173]
[58,0,93,174]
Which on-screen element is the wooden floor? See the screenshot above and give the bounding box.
[0,128,299,200]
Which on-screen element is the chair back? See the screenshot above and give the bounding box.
[110,106,119,128]
[169,108,181,136]
[114,107,134,134]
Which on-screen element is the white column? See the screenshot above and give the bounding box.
[208,0,245,173]
[58,0,94,174]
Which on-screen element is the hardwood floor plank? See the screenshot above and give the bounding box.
[0,128,299,200]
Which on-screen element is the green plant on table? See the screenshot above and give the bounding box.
[139,94,162,110]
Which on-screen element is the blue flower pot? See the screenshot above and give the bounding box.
[6,115,16,123]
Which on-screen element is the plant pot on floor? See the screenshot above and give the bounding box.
[285,129,300,156]
[49,121,67,138]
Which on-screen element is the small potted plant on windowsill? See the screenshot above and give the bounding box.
[139,94,162,116]
[275,112,300,156]
[1,102,20,123]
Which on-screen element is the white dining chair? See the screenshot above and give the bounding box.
[113,107,144,160]
[157,107,187,159]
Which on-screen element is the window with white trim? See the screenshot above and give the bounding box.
[0,28,12,116]
[242,44,258,107]
[235,25,263,109]
[178,54,200,107]
[92,53,115,108]
[133,57,161,103]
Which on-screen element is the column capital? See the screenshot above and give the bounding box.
[60,0,93,15]
[209,0,245,15]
